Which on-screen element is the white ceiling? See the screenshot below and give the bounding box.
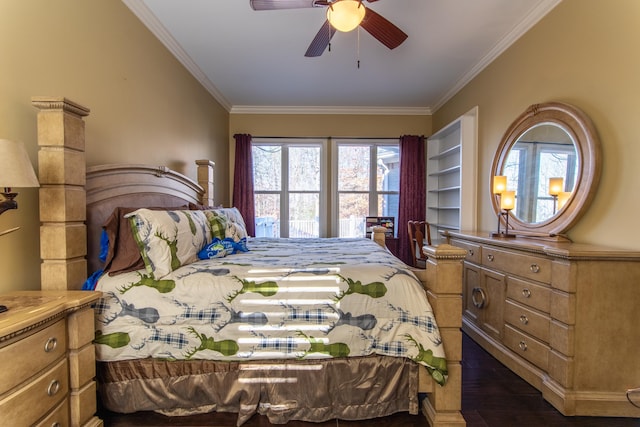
[123,0,561,115]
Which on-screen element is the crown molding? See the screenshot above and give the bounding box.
[122,0,429,116]
[124,0,561,117]
[122,0,232,112]
[431,0,563,112]
[229,105,432,116]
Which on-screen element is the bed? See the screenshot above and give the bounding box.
[33,96,467,426]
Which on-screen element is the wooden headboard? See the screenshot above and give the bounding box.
[85,164,211,275]
[33,96,214,290]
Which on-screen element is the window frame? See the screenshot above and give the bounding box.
[330,138,400,237]
[252,138,328,238]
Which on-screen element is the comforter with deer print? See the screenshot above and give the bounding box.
[93,237,448,385]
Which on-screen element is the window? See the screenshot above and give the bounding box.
[252,138,400,238]
[504,141,577,223]
[332,140,400,237]
[252,139,326,238]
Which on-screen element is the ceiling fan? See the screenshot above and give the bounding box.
[249,0,408,57]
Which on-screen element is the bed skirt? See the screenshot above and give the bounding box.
[97,355,420,425]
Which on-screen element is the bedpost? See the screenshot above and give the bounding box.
[32,96,91,290]
[196,159,215,206]
[371,225,388,249]
[415,243,467,427]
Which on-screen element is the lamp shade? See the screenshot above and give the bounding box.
[493,175,507,194]
[557,191,571,210]
[500,191,516,211]
[548,177,564,196]
[327,0,366,32]
[0,139,39,188]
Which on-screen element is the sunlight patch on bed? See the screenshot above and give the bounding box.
[240,298,337,306]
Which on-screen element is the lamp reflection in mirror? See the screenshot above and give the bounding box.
[493,175,507,194]
[557,191,571,210]
[0,139,39,234]
[549,177,564,213]
[327,0,365,32]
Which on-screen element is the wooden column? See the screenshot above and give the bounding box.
[417,243,467,427]
[196,159,215,206]
[32,97,90,290]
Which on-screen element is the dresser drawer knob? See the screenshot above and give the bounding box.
[51,423,61,427]
[47,379,61,396]
[468,249,474,257]
[471,287,487,309]
[44,337,58,353]
[522,288,531,298]
[518,341,528,351]
[530,264,540,273]
[486,254,494,262]
[519,315,529,325]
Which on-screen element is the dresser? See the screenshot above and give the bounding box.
[0,291,102,427]
[447,231,640,418]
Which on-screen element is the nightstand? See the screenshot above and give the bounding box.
[0,290,102,427]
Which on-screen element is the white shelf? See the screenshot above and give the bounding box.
[426,106,478,242]
[428,206,460,210]
[428,144,461,161]
[428,165,461,177]
[428,185,461,193]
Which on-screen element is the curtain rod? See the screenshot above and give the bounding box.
[251,136,402,140]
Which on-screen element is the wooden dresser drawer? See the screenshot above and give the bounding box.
[0,358,69,426]
[35,398,68,427]
[504,300,550,343]
[504,324,549,371]
[506,277,551,313]
[0,319,67,395]
[482,246,551,283]
[450,239,481,264]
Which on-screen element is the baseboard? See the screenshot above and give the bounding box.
[542,378,640,418]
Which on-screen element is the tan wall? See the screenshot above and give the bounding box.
[433,0,640,250]
[229,113,432,195]
[0,0,228,292]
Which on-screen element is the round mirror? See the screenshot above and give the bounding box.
[491,102,601,237]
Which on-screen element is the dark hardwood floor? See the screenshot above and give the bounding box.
[99,333,640,427]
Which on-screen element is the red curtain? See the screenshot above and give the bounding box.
[233,133,256,236]
[397,135,426,265]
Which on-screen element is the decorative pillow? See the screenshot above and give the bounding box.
[102,206,187,276]
[190,205,249,241]
[225,219,248,242]
[198,237,249,260]
[198,238,229,259]
[127,209,211,279]
[203,210,228,240]
[214,207,248,231]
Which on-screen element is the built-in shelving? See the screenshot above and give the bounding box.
[426,107,478,242]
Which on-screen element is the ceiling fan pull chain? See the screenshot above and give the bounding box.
[357,26,361,69]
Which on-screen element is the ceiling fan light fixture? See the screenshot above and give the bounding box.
[327,0,365,32]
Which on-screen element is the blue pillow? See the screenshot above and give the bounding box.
[82,269,103,291]
[198,237,249,259]
[99,229,109,263]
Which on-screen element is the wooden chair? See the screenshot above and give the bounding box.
[407,220,431,268]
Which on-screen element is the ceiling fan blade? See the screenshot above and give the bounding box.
[250,0,326,10]
[359,7,408,50]
[305,20,336,57]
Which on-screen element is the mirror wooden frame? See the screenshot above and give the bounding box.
[490,102,601,239]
